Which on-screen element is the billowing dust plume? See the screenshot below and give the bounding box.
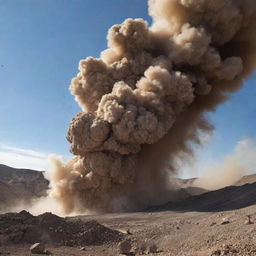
[194,156,245,190]
[48,0,256,214]
[194,138,256,190]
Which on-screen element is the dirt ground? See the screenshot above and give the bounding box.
[1,204,256,256]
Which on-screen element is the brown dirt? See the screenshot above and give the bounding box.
[0,211,124,247]
[1,205,256,255]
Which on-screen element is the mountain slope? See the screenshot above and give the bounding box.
[0,164,49,211]
[148,181,256,212]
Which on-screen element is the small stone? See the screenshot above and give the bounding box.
[245,215,253,225]
[139,242,147,254]
[221,221,230,225]
[211,249,221,256]
[148,244,158,253]
[126,229,132,235]
[220,218,230,225]
[117,229,132,235]
[80,247,86,251]
[118,240,132,255]
[30,243,45,254]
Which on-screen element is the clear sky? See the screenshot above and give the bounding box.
[0,0,256,176]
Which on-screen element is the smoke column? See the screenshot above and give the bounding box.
[48,0,256,214]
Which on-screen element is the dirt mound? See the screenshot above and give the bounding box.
[0,211,124,246]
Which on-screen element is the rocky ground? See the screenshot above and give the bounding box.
[1,205,256,255]
[0,165,256,256]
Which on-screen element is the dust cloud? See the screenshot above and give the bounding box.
[194,139,256,190]
[47,0,256,214]
[194,156,245,190]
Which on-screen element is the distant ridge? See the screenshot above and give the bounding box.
[147,178,256,212]
[0,163,255,213]
[234,174,256,186]
[0,164,49,211]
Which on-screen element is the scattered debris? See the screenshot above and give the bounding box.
[148,243,158,253]
[118,240,132,255]
[137,241,147,254]
[116,229,132,235]
[211,249,221,256]
[134,240,159,255]
[0,211,124,246]
[30,243,45,254]
[127,229,132,235]
[244,215,253,225]
[44,250,52,255]
[211,244,241,255]
[222,244,238,254]
[220,218,230,225]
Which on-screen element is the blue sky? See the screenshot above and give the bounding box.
[0,0,256,175]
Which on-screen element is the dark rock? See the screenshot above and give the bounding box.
[118,240,132,254]
[148,244,158,253]
[0,212,124,246]
[30,243,45,254]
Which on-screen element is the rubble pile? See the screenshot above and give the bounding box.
[0,211,124,246]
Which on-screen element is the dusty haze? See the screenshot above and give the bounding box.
[47,0,256,214]
[194,138,256,190]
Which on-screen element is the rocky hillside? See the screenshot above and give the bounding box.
[0,164,49,211]
[148,177,256,212]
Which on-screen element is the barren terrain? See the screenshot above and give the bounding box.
[0,166,256,256]
[1,205,256,255]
